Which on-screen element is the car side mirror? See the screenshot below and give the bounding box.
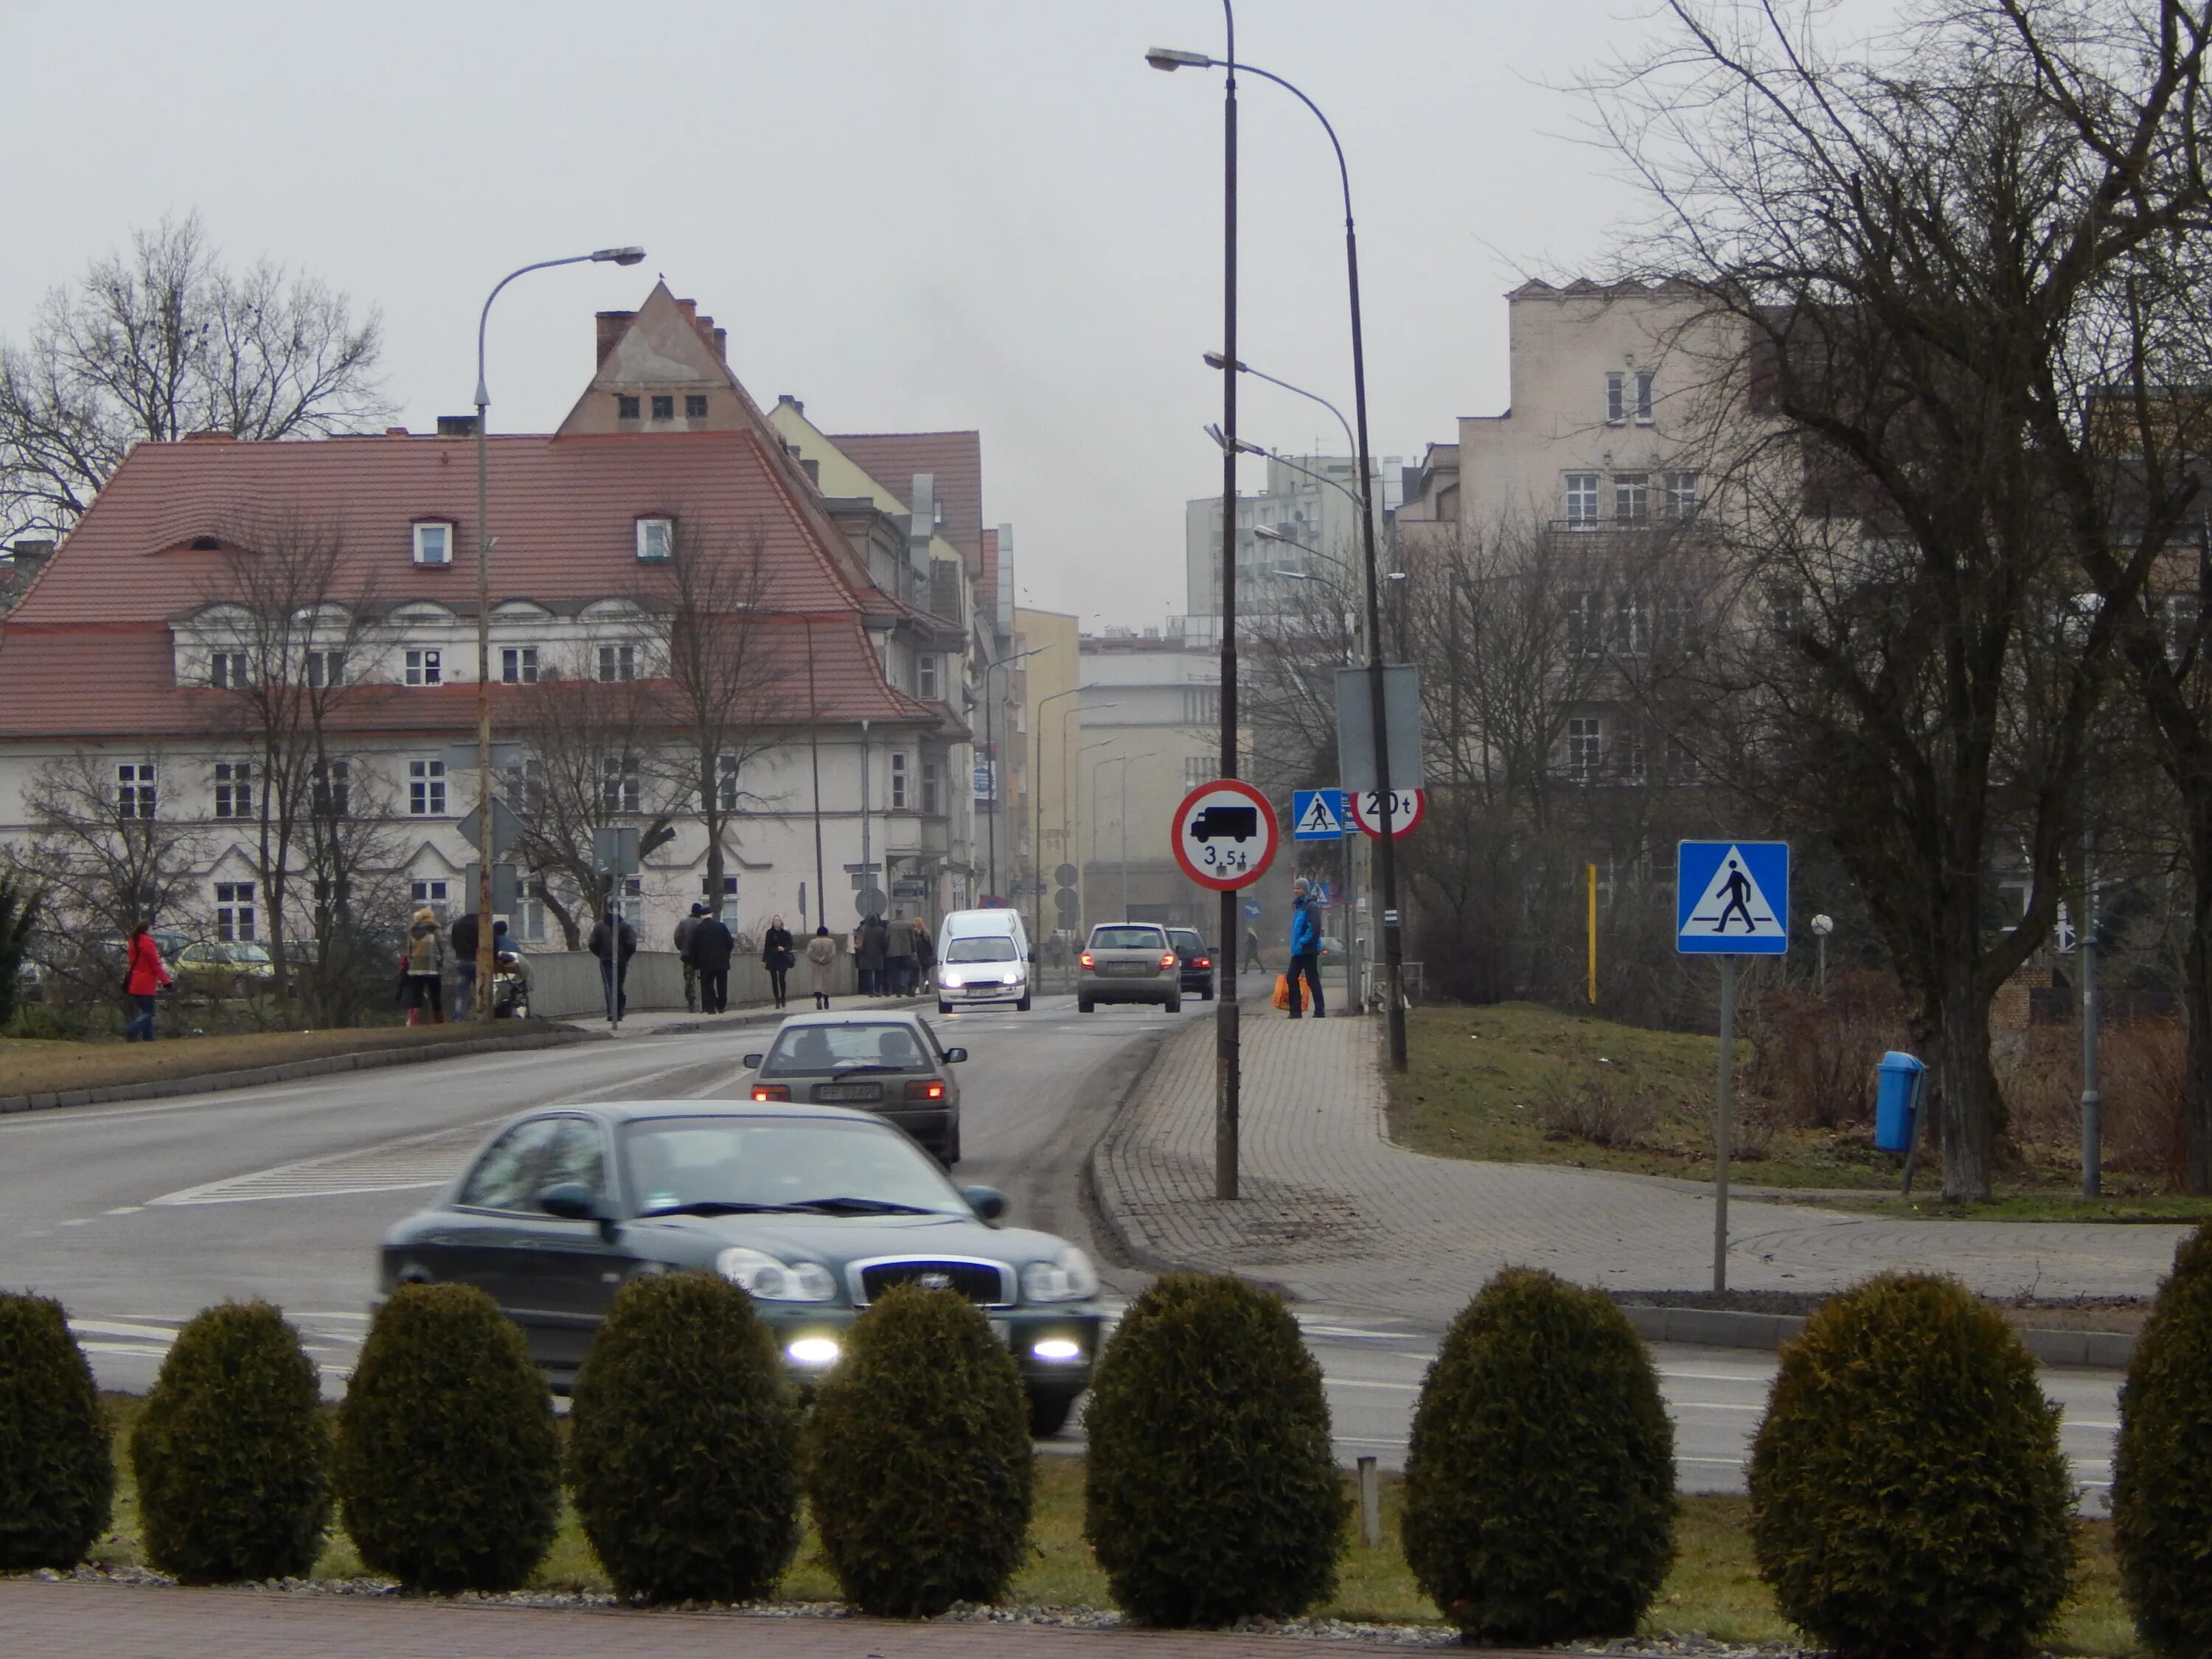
[741,1052,765,1069]
[961,1184,1006,1221]
[943,1046,968,1064]
[540,1182,622,1243]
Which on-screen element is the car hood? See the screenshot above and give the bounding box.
[626,1208,1074,1270]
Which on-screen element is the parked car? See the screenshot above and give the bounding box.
[1166,928,1216,1001]
[1077,922,1181,1014]
[376,1099,1102,1433]
[936,908,1032,1012]
[742,1011,966,1165]
[171,939,275,998]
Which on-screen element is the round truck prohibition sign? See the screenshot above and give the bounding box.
[1171,778,1280,891]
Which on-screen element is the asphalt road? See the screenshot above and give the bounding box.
[0,992,2121,1505]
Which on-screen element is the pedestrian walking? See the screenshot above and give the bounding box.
[122,920,172,1040]
[686,908,734,1015]
[856,911,888,996]
[403,906,448,1026]
[588,910,639,1025]
[884,911,916,997]
[911,914,934,987]
[805,925,838,1009]
[449,908,479,1021]
[674,904,704,1013]
[1244,925,1264,974]
[1287,878,1325,1020]
[761,915,796,1009]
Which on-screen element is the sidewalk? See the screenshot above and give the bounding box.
[1091,990,2193,1326]
[0,1579,1462,1659]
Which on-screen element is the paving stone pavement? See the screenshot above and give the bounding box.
[1092,998,2193,1324]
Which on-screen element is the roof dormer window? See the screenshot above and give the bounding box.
[636,516,674,562]
[413,521,453,566]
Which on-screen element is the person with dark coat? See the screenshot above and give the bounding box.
[588,911,639,1024]
[674,903,704,1013]
[761,915,796,1009]
[856,913,889,996]
[884,913,917,996]
[686,909,734,1014]
[449,910,481,1021]
[122,921,172,1041]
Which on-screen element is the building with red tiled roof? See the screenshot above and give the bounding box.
[0,283,1008,974]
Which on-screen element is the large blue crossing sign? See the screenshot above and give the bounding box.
[1677,841,1790,956]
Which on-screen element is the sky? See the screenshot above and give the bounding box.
[0,0,1686,630]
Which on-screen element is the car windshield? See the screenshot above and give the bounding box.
[622,1116,971,1217]
[1091,927,1164,950]
[945,936,1018,963]
[759,1021,934,1077]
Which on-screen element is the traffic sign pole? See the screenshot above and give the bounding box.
[1714,956,1736,1294]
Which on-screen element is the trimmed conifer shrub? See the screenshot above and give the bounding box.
[333,1282,559,1593]
[1748,1273,2074,1659]
[568,1271,799,1604]
[1082,1273,1346,1626]
[2113,1221,2212,1659]
[1402,1268,1674,1642]
[807,1284,1033,1616]
[131,1301,330,1583]
[0,1291,113,1570]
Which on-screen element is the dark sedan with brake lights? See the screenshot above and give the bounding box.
[742,1012,964,1165]
[377,1100,1103,1434]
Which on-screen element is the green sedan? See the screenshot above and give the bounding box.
[377,1099,1104,1435]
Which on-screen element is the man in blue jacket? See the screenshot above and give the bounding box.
[1287,877,1325,1019]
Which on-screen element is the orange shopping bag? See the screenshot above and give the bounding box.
[1271,973,1293,1011]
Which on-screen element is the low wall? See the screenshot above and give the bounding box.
[524,948,858,1020]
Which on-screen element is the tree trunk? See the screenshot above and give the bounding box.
[1935,970,2000,1203]
[2186,809,2212,1195]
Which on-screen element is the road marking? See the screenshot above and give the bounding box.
[105,1206,143,1216]
[69,1319,184,1342]
[1324,1377,1419,1391]
[146,1120,494,1206]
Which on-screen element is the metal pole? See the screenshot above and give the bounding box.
[1714,956,1736,1294]
[2081,831,2102,1197]
[1121,760,1131,921]
[860,717,871,918]
[1587,862,1598,1006]
[1215,0,1242,1202]
[806,622,826,933]
[984,668,998,900]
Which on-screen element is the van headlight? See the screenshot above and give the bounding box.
[1020,1245,1099,1304]
[717,1247,836,1302]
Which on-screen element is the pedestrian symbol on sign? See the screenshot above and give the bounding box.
[1290,788,1348,841]
[1676,841,1790,954]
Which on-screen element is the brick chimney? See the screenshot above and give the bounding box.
[596,310,636,366]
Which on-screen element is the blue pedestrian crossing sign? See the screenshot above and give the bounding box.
[1677,841,1790,955]
[1291,788,1351,841]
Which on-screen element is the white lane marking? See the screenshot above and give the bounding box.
[77,1341,172,1358]
[1324,1377,1419,1392]
[147,1120,494,1206]
[105,1206,144,1216]
[59,1218,92,1227]
[69,1319,184,1342]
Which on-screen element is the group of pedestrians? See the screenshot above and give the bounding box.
[397,906,518,1026]
[852,911,933,996]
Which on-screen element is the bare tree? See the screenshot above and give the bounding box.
[0,212,390,539]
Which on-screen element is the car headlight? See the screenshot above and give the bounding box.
[940,971,964,987]
[1020,1245,1099,1304]
[716,1247,836,1302]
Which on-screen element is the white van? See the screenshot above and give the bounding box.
[935,908,1032,1013]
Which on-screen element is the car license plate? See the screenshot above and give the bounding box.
[814,1083,882,1103]
[1102,962,1148,976]
[990,1319,1012,1348]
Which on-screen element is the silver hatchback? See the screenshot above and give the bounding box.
[1077,923,1182,1013]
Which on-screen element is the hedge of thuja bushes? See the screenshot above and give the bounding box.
[0,1291,112,1570]
[2114,1221,2212,1659]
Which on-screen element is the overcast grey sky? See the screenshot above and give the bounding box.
[2,0,1685,628]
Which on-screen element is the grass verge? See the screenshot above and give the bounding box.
[85,1395,2140,1652]
[0,1020,571,1099]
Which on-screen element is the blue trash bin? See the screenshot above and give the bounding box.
[1874,1051,1925,1152]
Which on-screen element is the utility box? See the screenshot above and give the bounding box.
[1874,1051,1927,1152]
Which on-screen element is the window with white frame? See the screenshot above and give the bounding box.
[1563,473,1600,525]
[635,517,673,562]
[1659,592,1697,654]
[602,755,641,814]
[2163,592,2201,666]
[1566,716,1604,781]
[304,649,344,689]
[1183,754,1218,790]
[1614,593,1649,655]
[702,874,738,905]
[209,650,251,689]
[1614,473,1649,521]
[716,754,740,813]
[616,874,644,927]
[213,761,254,819]
[512,890,547,943]
[597,643,637,683]
[921,759,942,815]
[1664,471,1700,519]
[214,880,256,942]
[117,762,157,819]
[405,648,442,686]
[1564,591,1601,659]
[1605,372,1626,425]
[504,757,546,816]
[500,646,538,684]
[1634,370,1655,423]
[410,878,450,916]
[890,751,910,810]
[1623,728,1649,785]
[412,523,453,566]
[1182,687,1219,726]
[916,653,939,700]
[408,759,446,816]
[313,758,350,818]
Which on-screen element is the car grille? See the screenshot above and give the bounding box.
[852,1258,1013,1308]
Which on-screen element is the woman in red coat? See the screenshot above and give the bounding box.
[123,922,172,1040]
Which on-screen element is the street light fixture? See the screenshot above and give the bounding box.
[978,644,1051,902]
[1035,686,1112,962]
[470,243,644,1020]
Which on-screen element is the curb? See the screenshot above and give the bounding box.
[0,1027,599,1117]
[1618,1303,2136,1368]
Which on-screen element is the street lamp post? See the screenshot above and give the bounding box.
[1105,751,1160,921]
[980,645,1051,902]
[472,245,643,1020]
[1150,48,1408,1073]
[1035,685,1088,970]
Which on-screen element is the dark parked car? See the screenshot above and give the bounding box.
[378,1100,1103,1434]
[1166,928,1216,1001]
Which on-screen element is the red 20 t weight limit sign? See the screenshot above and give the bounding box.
[1171,779,1280,891]
[1350,787,1425,840]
